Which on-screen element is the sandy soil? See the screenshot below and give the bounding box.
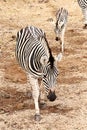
[0,0,87,130]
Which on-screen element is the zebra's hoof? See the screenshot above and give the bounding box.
[39,102,47,109]
[34,114,41,121]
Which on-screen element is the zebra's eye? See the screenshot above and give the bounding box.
[43,75,46,78]
[43,74,47,78]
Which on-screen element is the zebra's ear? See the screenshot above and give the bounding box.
[55,53,63,62]
[40,56,48,66]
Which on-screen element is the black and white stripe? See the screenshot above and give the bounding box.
[77,0,87,28]
[78,0,87,9]
[15,26,60,121]
[55,7,68,52]
[16,26,58,78]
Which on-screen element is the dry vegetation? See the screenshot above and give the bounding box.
[0,0,87,130]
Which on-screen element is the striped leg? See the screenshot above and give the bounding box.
[39,80,47,109]
[27,74,41,121]
[60,27,65,53]
[82,8,87,28]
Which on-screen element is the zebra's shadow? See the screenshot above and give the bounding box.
[0,87,73,115]
[41,104,74,115]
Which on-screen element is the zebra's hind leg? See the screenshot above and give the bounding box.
[27,74,41,121]
[39,102,47,109]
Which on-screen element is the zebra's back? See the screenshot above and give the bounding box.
[16,26,48,77]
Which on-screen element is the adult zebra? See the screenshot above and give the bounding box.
[15,26,62,121]
[77,0,87,28]
[55,8,68,53]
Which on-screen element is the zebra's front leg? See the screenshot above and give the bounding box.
[32,81,41,121]
[60,37,64,53]
[60,39,64,53]
[60,28,65,53]
[28,74,41,121]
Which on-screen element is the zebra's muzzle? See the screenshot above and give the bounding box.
[47,90,57,101]
[55,37,60,41]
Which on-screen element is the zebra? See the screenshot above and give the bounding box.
[15,26,62,121]
[51,7,68,53]
[77,0,87,28]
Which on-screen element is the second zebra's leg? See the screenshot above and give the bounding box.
[60,39,64,53]
[60,27,65,53]
[82,8,87,29]
[27,74,41,121]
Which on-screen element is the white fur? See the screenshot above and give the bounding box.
[82,8,87,24]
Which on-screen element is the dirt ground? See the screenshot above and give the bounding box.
[0,0,87,130]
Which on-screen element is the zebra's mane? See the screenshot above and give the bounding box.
[44,36,55,69]
[49,49,55,68]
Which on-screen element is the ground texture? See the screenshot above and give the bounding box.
[0,0,87,130]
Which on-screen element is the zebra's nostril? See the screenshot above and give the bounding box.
[47,91,57,102]
[55,37,60,41]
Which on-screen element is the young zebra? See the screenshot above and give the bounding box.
[77,0,87,28]
[15,26,62,121]
[55,7,68,53]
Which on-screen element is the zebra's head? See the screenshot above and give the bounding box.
[54,8,68,41]
[42,62,58,101]
[54,18,65,41]
[40,52,62,102]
